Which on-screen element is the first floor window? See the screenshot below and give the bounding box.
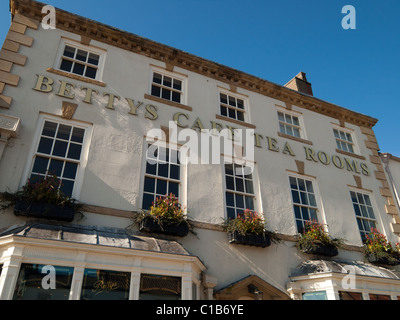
[142,143,181,210]
[29,119,87,198]
[289,176,318,233]
[224,163,255,219]
[350,191,377,242]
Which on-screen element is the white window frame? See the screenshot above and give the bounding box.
[140,138,187,211]
[288,173,323,234]
[54,38,106,82]
[349,188,378,242]
[222,158,260,219]
[276,106,306,140]
[332,125,358,155]
[149,66,188,105]
[20,114,93,200]
[218,88,249,123]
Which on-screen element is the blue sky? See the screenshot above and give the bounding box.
[0,0,399,156]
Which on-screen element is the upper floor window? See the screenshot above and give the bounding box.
[278,110,302,138]
[333,128,355,154]
[151,70,184,104]
[350,190,377,242]
[289,176,318,233]
[24,115,92,199]
[142,143,181,210]
[219,92,247,122]
[224,163,255,219]
[56,39,105,81]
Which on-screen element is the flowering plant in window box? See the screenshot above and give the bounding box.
[0,175,80,222]
[296,220,343,257]
[135,194,191,237]
[364,228,400,265]
[223,210,274,248]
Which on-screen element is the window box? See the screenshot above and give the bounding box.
[228,231,271,248]
[366,252,400,266]
[298,242,338,257]
[14,200,75,222]
[139,216,189,237]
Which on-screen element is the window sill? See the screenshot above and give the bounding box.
[144,94,192,111]
[215,114,256,129]
[277,132,313,145]
[335,149,366,160]
[46,68,106,87]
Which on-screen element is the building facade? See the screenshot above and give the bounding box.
[0,0,400,300]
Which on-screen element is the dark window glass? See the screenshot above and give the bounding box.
[32,156,49,175]
[85,66,97,79]
[60,59,73,72]
[73,63,85,76]
[81,269,131,300]
[13,264,74,300]
[63,46,75,58]
[37,137,53,155]
[67,143,82,160]
[52,140,68,157]
[88,53,100,65]
[139,274,181,300]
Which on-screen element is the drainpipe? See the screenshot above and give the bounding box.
[380,153,400,210]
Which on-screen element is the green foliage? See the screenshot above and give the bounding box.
[1,175,79,211]
[223,209,265,236]
[296,220,344,251]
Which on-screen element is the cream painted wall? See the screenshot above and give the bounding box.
[0,23,398,295]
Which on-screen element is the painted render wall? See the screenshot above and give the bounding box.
[0,17,398,294]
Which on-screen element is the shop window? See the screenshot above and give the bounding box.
[302,291,327,300]
[224,163,255,219]
[142,143,181,210]
[369,294,391,300]
[13,264,74,300]
[289,176,318,233]
[139,274,181,300]
[339,291,363,300]
[80,269,131,300]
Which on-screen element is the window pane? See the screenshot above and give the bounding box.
[13,264,74,300]
[139,274,181,300]
[168,181,179,198]
[42,121,57,137]
[88,53,100,65]
[220,106,227,116]
[52,140,68,157]
[67,143,82,160]
[71,128,85,143]
[72,62,85,75]
[173,79,182,91]
[161,88,171,100]
[151,85,161,97]
[226,192,234,207]
[63,46,76,58]
[60,179,74,197]
[153,73,162,84]
[81,269,131,300]
[144,177,155,193]
[76,49,88,62]
[85,66,97,79]
[37,137,53,155]
[60,59,73,72]
[237,111,244,122]
[146,162,157,175]
[228,108,236,119]
[235,194,244,209]
[163,76,172,87]
[158,163,169,178]
[235,177,244,192]
[63,162,78,180]
[32,156,49,175]
[170,164,180,180]
[142,193,154,210]
[57,125,72,140]
[48,159,64,177]
[171,91,181,103]
[245,196,254,210]
[156,179,167,195]
[220,94,227,104]
[225,176,234,190]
